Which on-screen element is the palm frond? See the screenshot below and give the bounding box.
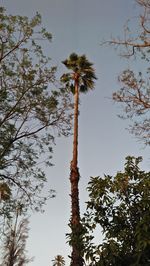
[60,73,71,83]
[62,53,97,93]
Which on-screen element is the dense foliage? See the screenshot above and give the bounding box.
[83,156,150,265]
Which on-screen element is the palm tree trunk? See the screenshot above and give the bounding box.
[70,77,83,266]
[72,77,79,170]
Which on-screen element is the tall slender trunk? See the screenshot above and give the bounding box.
[8,209,19,266]
[70,76,83,266]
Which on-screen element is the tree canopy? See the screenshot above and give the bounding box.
[106,0,150,145]
[52,255,65,266]
[61,53,97,94]
[83,156,150,266]
[0,7,73,221]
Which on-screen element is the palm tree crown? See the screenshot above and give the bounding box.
[52,255,65,266]
[61,53,97,93]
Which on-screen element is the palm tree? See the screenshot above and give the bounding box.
[61,53,97,266]
[52,255,65,266]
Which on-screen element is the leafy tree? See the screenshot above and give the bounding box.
[0,7,72,220]
[0,208,32,266]
[106,0,150,145]
[61,53,97,266]
[83,156,150,266]
[52,255,65,266]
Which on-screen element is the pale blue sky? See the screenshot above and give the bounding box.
[2,0,150,265]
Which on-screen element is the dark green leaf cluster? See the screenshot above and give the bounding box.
[67,221,88,259]
[83,156,150,266]
[61,53,97,94]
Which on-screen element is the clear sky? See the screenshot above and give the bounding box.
[1,0,150,265]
